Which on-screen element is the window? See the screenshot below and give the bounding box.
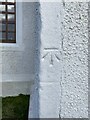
[0,0,16,43]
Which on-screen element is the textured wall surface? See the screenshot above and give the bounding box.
[60,2,88,118]
[0,2,36,96]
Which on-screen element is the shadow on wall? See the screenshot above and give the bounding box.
[29,1,42,118]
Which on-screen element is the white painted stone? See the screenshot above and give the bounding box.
[39,82,61,118]
[29,2,62,118]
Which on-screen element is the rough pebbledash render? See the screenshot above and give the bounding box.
[60,2,88,118]
[29,1,88,118]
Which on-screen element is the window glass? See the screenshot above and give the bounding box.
[0,32,6,40]
[8,14,15,21]
[0,14,6,21]
[0,0,6,2]
[8,32,14,40]
[7,0,15,2]
[8,24,14,31]
[0,23,6,31]
[0,5,5,12]
[0,0,16,43]
[8,5,14,12]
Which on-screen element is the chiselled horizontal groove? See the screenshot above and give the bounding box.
[0,2,15,5]
[44,48,59,51]
[0,11,15,14]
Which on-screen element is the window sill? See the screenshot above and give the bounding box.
[0,43,25,52]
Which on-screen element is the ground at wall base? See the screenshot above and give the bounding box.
[1,94,30,120]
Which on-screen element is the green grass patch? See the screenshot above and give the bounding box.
[1,94,30,120]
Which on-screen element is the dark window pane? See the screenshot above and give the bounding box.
[0,32,6,40]
[8,32,14,40]
[2,32,6,40]
[2,24,6,31]
[0,24,6,31]
[0,24,2,31]
[8,24,14,31]
[0,32,2,40]
[0,24,1,31]
[8,5,14,12]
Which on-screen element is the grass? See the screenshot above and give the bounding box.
[1,94,30,120]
